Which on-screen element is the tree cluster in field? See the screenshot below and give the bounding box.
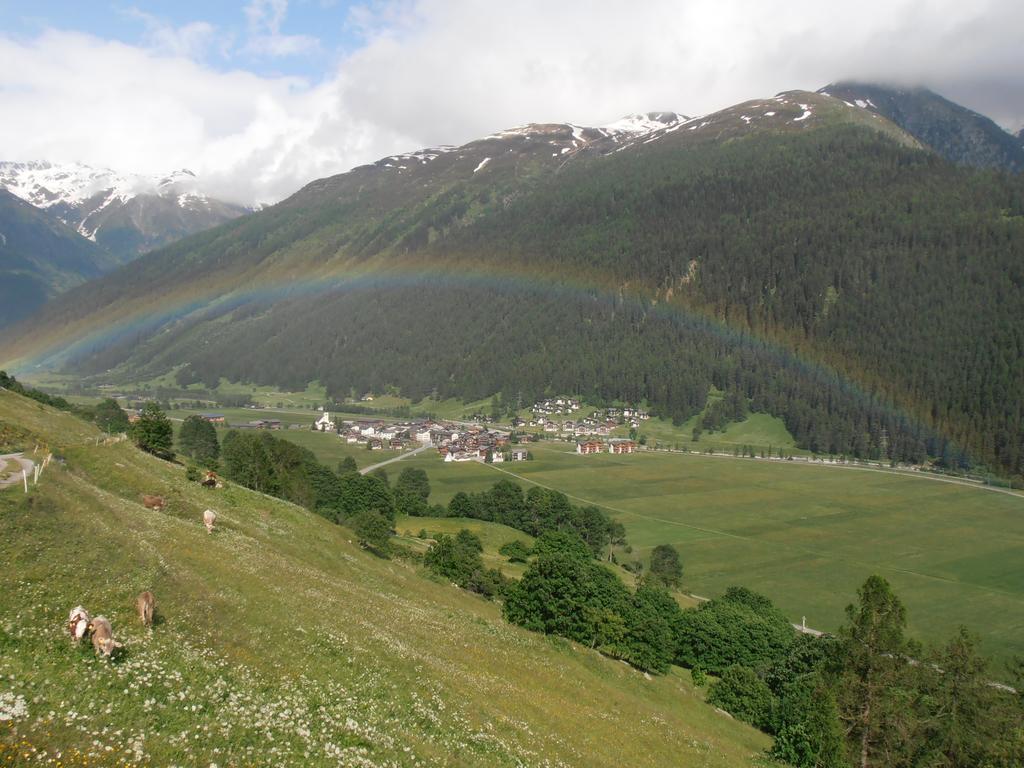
[503,534,684,673]
[691,389,748,440]
[434,480,625,558]
[423,529,508,597]
[216,433,439,554]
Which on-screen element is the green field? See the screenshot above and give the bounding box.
[620,412,807,456]
[0,389,769,766]
[391,442,1024,670]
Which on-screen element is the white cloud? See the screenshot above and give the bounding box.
[0,29,411,204]
[1,0,1022,206]
[243,0,321,57]
[124,8,223,61]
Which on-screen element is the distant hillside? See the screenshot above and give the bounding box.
[0,161,249,264]
[0,189,114,326]
[4,89,1024,478]
[820,82,1024,172]
[0,388,769,766]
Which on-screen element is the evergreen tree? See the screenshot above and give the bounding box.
[129,402,173,459]
[910,627,1024,767]
[178,415,220,466]
[221,431,277,495]
[835,575,916,768]
[770,675,846,768]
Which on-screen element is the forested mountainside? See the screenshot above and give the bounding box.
[820,82,1024,173]
[3,89,1023,477]
[0,189,115,326]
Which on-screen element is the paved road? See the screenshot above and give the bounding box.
[360,442,434,475]
[0,453,35,489]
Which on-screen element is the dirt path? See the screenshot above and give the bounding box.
[360,442,433,475]
[0,453,35,489]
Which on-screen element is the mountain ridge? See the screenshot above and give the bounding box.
[0,160,250,263]
[819,81,1024,172]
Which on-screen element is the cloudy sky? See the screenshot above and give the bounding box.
[3,0,1023,204]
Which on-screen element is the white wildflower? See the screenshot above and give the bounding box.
[0,691,28,721]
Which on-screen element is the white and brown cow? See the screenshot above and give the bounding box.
[203,508,217,534]
[67,606,91,642]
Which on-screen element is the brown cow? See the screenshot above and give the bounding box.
[141,495,165,511]
[136,591,155,627]
[89,616,123,658]
[200,471,220,488]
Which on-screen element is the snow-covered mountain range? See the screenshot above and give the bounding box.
[0,161,249,263]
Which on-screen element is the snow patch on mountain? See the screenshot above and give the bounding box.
[0,161,222,216]
[602,112,685,135]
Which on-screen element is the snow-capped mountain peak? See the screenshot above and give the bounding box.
[601,111,687,135]
[0,160,248,261]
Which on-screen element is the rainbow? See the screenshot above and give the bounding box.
[2,255,924,443]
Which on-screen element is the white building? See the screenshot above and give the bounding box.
[315,412,335,432]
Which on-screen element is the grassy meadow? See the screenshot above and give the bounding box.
[392,442,1024,670]
[0,389,771,766]
[394,515,536,580]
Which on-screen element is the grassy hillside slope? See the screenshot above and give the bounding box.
[0,390,769,766]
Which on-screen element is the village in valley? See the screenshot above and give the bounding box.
[272,395,649,464]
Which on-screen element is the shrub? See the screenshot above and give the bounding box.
[675,586,795,674]
[498,539,532,562]
[706,665,775,729]
[351,509,391,555]
[691,666,707,687]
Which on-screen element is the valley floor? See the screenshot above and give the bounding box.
[388,442,1024,671]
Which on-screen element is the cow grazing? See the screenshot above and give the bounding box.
[141,495,165,511]
[67,606,91,642]
[136,591,155,627]
[89,616,123,657]
[203,508,217,534]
